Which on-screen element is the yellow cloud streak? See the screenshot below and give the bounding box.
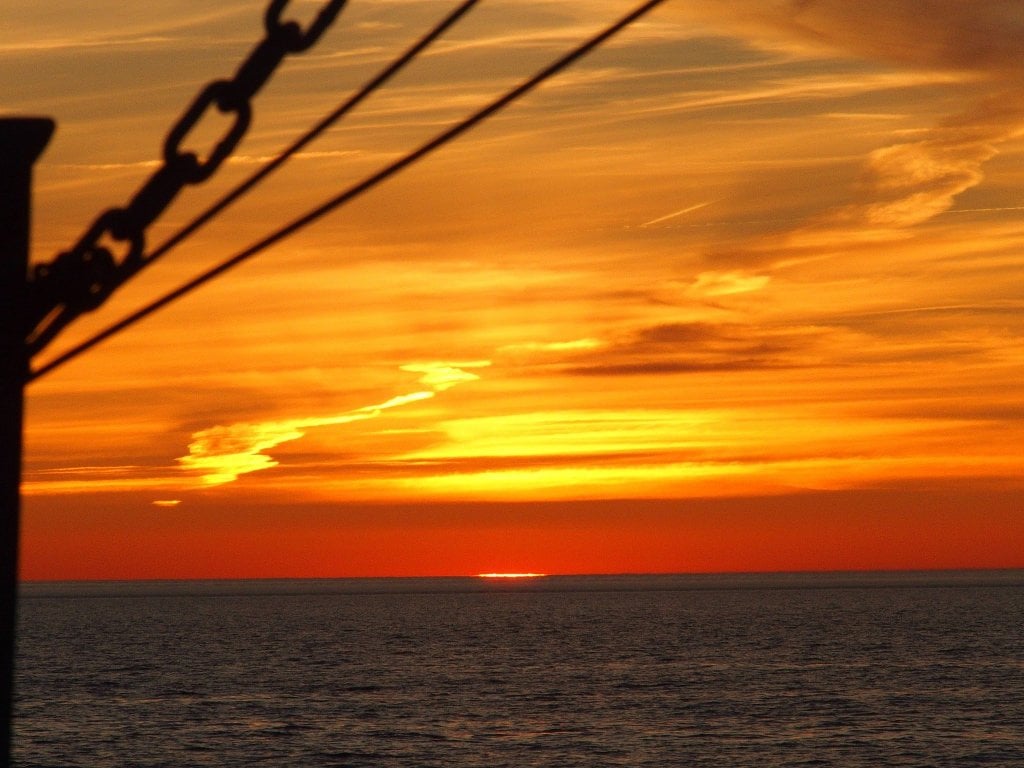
[23,476,186,496]
[179,391,435,486]
[178,362,490,486]
[408,406,973,461]
[392,453,1024,502]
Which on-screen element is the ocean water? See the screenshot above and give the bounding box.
[12,571,1024,767]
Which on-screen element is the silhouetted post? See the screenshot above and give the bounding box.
[1,116,54,766]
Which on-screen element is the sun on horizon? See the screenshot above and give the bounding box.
[476,573,549,579]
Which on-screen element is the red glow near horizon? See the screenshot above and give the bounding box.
[17,489,1024,581]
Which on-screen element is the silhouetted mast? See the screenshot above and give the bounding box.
[1,116,54,768]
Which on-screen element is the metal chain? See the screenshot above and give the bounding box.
[25,0,346,357]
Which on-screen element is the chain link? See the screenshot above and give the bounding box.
[266,0,346,52]
[26,0,347,356]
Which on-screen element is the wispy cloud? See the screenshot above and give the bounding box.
[0,35,175,55]
[498,339,603,355]
[560,321,808,377]
[58,150,362,173]
[687,271,771,298]
[670,1,1024,262]
[400,361,490,390]
[179,391,434,485]
[178,362,489,486]
[1,5,250,54]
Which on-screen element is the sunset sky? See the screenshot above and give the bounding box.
[8,0,1024,579]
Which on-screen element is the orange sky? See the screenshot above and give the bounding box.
[8,0,1024,579]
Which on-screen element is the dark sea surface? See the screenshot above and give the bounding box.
[13,571,1024,767]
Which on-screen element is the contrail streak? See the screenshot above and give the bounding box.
[640,201,713,228]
